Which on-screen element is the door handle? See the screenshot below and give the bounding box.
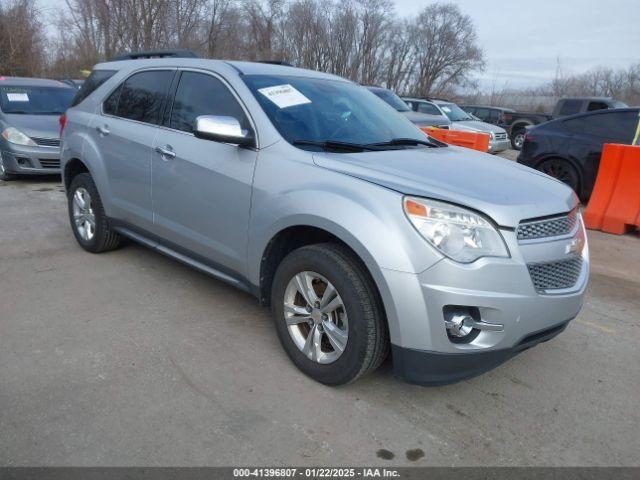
[96,125,110,136]
[155,145,176,160]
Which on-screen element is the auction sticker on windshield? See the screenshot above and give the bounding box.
[258,84,311,109]
[6,93,29,102]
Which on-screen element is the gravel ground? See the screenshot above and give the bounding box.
[0,173,638,467]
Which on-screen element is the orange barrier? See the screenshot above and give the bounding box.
[420,127,490,152]
[583,143,640,234]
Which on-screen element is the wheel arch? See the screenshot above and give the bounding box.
[63,157,92,191]
[509,120,534,135]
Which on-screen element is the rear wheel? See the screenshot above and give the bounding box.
[511,129,526,150]
[538,158,581,194]
[68,173,123,253]
[271,243,389,385]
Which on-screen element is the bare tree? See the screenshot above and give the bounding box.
[408,2,484,97]
[0,0,46,76]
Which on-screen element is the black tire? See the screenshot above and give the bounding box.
[511,128,526,150]
[271,243,389,385]
[0,156,15,181]
[67,173,123,253]
[537,158,581,196]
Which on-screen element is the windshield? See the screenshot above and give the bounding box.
[439,103,474,121]
[369,89,411,112]
[243,75,426,148]
[0,86,75,114]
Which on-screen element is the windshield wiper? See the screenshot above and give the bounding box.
[367,137,442,149]
[292,140,383,152]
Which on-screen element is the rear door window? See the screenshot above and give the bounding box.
[71,70,116,107]
[169,71,249,133]
[558,100,583,116]
[115,70,174,125]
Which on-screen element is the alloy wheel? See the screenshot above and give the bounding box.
[72,187,96,241]
[539,159,579,192]
[513,132,525,149]
[283,271,348,364]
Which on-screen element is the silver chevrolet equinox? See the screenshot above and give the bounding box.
[60,57,589,386]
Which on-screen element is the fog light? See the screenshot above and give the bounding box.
[443,305,504,344]
[445,314,474,338]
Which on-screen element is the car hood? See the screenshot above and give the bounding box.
[450,120,506,134]
[312,146,576,227]
[2,113,61,139]
[401,110,450,127]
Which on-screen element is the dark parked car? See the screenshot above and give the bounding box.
[366,86,450,129]
[517,108,639,201]
[463,98,628,150]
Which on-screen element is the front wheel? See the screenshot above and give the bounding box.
[0,155,15,181]
[271,244,389,385]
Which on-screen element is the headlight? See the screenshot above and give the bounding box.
[403,197,509,263]
[1,127,36,146]
[489,131,495,139]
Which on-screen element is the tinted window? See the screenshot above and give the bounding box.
[559,100,582,116]
[473,108,489,120]
[582,111,637,142]
[369,89,410,112]
[116,70,174,124]
[170,72,248,133]
[243,75,426,147]
[71,70,116,107]
[0,86,75,114]
[587,101,609,112]
[103,84,122,115]
[486,109,500,123]
[417,102,441,115]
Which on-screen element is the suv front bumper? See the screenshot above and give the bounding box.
[380,224,588,385]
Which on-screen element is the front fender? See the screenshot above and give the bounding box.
[248,147,444,345]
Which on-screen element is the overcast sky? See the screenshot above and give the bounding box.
[37,0,639,88]
[395,0,640,88]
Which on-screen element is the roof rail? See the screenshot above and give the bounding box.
[258,60,294,67]
[108,49,200,62]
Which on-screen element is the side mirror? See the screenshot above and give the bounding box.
[193,115,255,148]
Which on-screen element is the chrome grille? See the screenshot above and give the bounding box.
[32,137,60,147]
[528,256,583,292]
[517,210,578,241]
[38,159,60,169]
[494,132,508,140]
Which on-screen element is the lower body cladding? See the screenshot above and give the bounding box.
[0,147,61,175]
[381,223,589,385]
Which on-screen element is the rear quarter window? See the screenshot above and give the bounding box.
[71,69,117,107]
